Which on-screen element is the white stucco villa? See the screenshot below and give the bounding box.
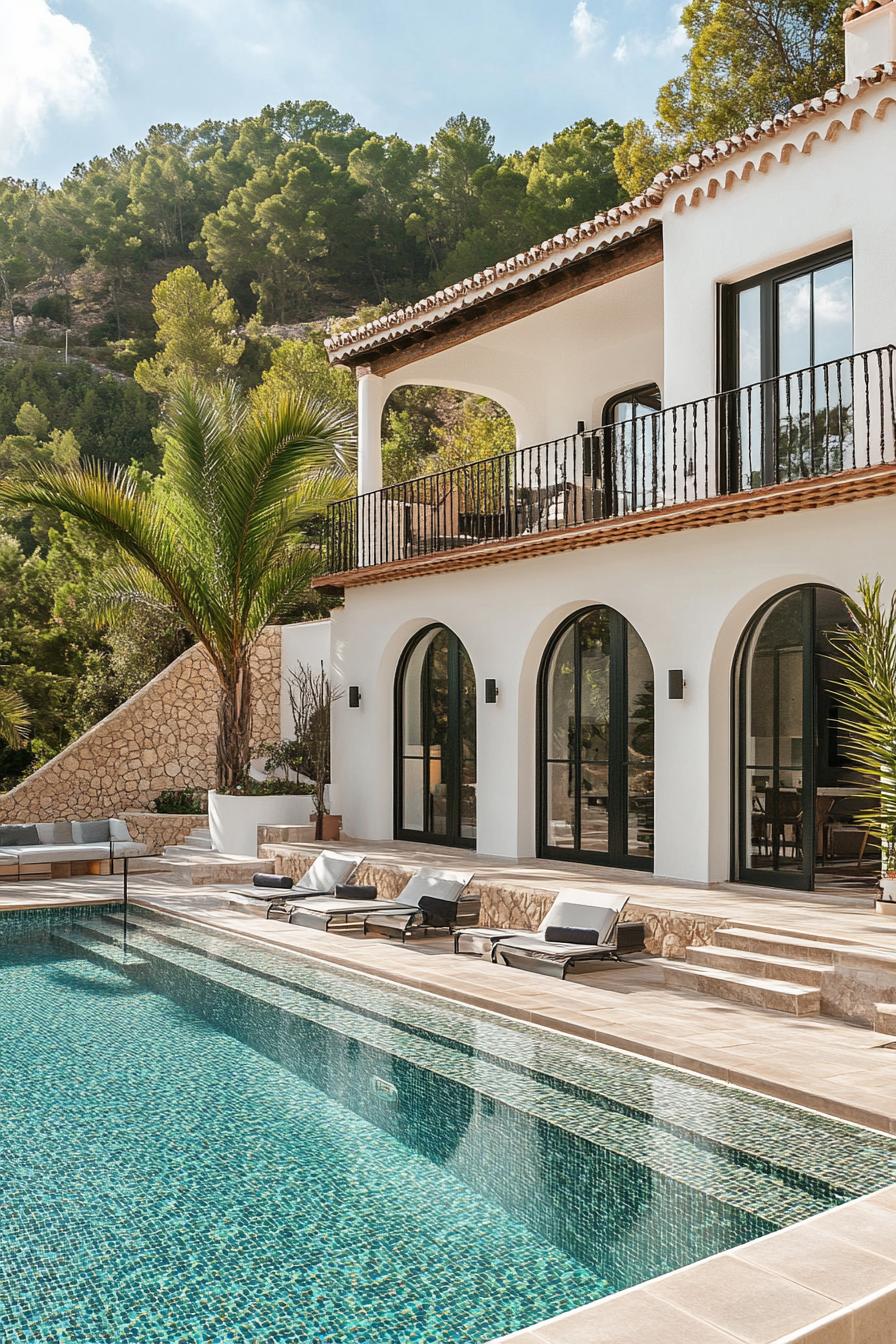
[310,1,896,894]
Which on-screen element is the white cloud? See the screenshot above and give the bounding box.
[0,0,106,175]
[570,0,605,57]
[613,3,688,65]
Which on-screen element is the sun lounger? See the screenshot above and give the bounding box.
[363,869,477,942]
[288,866,475,935]
[226,850,364,916]
[493,895,629,979]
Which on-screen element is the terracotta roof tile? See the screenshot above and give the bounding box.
[326,61,896,362]
[844,0,893,23]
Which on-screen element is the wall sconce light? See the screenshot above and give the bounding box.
[348,686,361,708]
[484,679,499,704]
[668,670,685,700]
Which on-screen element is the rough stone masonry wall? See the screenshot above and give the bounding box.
[0,629,281,823]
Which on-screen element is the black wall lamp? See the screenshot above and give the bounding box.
[348,685,361,708]
[484,679,499,704]
[668,669,685,700]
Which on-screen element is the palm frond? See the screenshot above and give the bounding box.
[0,687,29,748]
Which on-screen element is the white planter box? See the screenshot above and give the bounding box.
[207,790,315,858]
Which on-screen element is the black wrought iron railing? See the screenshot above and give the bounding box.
[324,346,896,574]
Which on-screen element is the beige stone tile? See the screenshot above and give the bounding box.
[811,1201,896,1257]
[646,1253,838,1343]
[732,1224,896,1303]
[529,1291,741,1343]
[852,1284,896,1344]
[784,1314,852,1343]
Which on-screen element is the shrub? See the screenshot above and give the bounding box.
[153,787,207,814]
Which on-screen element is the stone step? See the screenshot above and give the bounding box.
[661,960,821,1015]
[188,828,212,842]
[164,841,214,855]
[686,943,828,987]
[156,851,273,886]
[873,1002,896,1035]
[714,926,844,964]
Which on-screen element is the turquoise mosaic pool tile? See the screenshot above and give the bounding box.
[121,905,896,1199]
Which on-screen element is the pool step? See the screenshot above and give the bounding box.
[684,944,827,988]
[660,960,821,1015]
[51,923,147,969]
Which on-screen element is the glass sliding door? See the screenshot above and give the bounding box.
[539,606,654,869]
[395,625,476,848]
[601,385,662,515]
[723,246,853,491]
[735,585,876,890]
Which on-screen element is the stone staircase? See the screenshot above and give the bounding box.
[160,827,274,886]
[660,924,883,1018]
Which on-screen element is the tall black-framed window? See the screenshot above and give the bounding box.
[721,244,854,491]
[538,606,654,869]
[395,625,476,848]
[734,584,876,891]
[595,385,662,516]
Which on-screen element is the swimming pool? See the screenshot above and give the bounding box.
[1,903,895,1344]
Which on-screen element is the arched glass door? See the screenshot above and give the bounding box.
[395,626,476,848]
[735,585,875,889]
[538,607,654,869]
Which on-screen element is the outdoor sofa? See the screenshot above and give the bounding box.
[226,850,365,917]
[287,866,476,936]
[0,818,147,881]
[455,893,629,979]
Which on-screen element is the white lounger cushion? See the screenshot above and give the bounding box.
[392,867,473,909]
[295,850,364,894]
[536,895,628,943]
[0,849,19,867]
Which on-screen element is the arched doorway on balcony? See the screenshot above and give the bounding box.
[734,584,876,890]
[395,625,476,848]
[537,606,654,869]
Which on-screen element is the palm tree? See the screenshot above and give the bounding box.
[0,378,352,789]
[0,686,28,749]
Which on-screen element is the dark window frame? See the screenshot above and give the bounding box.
[536,605,654,871]
[720,241,854,392]
[594,383,663,515]
[393,623,476,850]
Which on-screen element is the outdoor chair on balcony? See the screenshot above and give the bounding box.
[288,866,475,935]
[455,894,628,979]
[226,850,365,917]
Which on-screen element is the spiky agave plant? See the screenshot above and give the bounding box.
[831,576,896,879]
[0,377,353,791]
[0,686,29,749]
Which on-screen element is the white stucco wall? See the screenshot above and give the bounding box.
[330,496,896,883]
[279,619,333,740]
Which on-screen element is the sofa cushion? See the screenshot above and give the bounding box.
[109,818,132,842]
[35,821,74,845]
[0,824,39,847]
[72,819,111,844]
[15,844,110,863]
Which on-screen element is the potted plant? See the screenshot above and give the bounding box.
[832,576,896,909]
[286,661,343,840]
[1,378,351,857]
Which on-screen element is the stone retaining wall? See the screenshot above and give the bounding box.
[0,632,281,823]
[120,811,208,852]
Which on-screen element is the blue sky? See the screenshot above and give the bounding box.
[1,0,690,184]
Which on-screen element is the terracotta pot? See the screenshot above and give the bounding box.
[319,813,342,841]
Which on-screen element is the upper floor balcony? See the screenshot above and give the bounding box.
[320,345,896,587]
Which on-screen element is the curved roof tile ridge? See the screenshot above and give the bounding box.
[326,61,896,357]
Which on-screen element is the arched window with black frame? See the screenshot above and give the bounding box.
[734,583,876,890]
[395,625,476,848]
[538,606,654,869]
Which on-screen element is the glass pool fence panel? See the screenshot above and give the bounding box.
[324,346,896,572]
